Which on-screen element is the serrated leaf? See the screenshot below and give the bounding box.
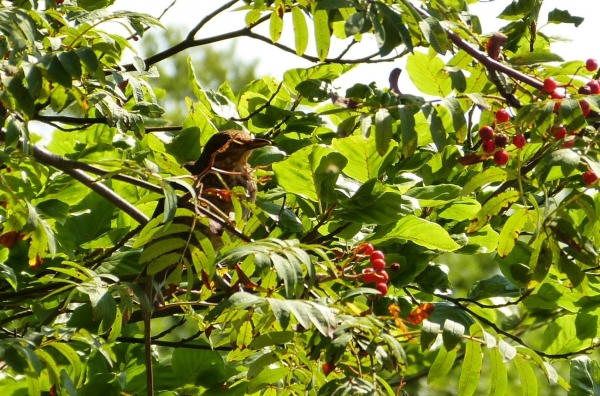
[332,135,397,182]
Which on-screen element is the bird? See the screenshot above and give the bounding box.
[146,129,271,304]
[141,130,271,396]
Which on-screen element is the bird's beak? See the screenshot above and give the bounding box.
[244,138,272,149]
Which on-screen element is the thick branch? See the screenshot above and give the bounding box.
[0,130,149,224]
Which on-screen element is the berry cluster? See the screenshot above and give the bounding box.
[543,58,598,117]
[478,124,511,166]
[359,243,396,296]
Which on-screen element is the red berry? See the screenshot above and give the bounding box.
[551,91,565,100]
[513,135,526,149]
[360,243,374,255]
[370,251,385,262]
[371,258,386,271]
[375,269,389,283]
[479,125,494,140]
[562,133,576,148]
[494,133,509,148]
[543,77,557,93]
[132,35,139,42]
[493,150,509,166]
[495,108,510,123]
[553,101,561,113]
[361,268,377,283]
[583,170,599,185]
[390,263,400,271]
[552,126,566,140]
[322,361,335,375]
[579,85,592,95]
[56,0,64,4]
[482,140,496,153]
[586,59,598,72]
[580,100,591,117]
[375,282,388,296]
[587,80,600,94]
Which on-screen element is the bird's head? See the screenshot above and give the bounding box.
[184,130,271,176]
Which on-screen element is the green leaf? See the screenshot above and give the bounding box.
[569,356,600,396]
[375,108,393,156]
[7,75,34,119]
[272,144,347,202]
[337,179,414,224]
[172,349,228,387]
[371,215,461,251]
[46,55,73,88]
[548,9,584,27]
[507,51,564,66]
[404,184,461,207]
[515,357,538,396]
[428,344,458,384]
[468,191,521,233]
[406,51,452,97]
[458,324,483,396]
[489,347,508,396]
[345,12,371,36]
[439,200,481,221]
[58,51,82,80]
[442,319,465,350]
[421,320,441,352]
[76,46,99,73]
[462,167,514,196]
[314,9,330,61]
[467,275,520,301]
[497,208,530,257]
[269,6,283,43]
[291,7,308,56]
[332,134,397,182]
[541,315,593,355]
[419,17,449,55]
[248,331,294,350]
[398,106,417,158]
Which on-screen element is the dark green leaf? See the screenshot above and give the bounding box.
[548,9,584,27]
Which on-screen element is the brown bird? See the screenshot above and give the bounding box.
[148,129,271,301]
[142,130,271,396]
[185,130,271,238]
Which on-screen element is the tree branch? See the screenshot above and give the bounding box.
[0,129,149,224]
[121,14,271,72]
[186,0,239,41]
[116,336,231,351]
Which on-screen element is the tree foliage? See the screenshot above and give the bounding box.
[0,0,599,395]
